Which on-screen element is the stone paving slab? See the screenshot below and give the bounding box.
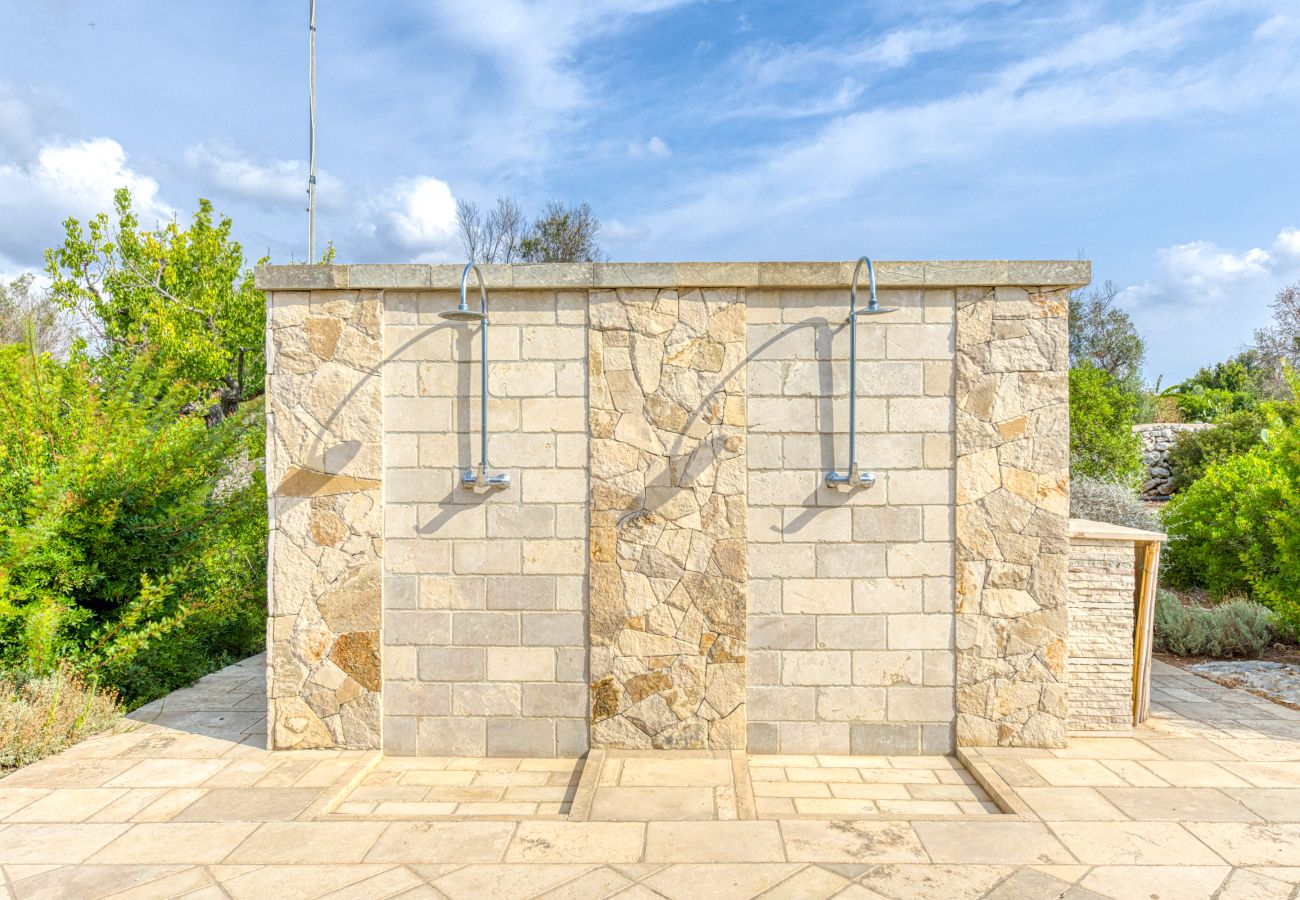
[2,656,1299,898]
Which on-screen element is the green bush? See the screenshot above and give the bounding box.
[1069,475,1161,531]
[0,346,266,706]
[1069,363,1144,483]
[1,666,121,771]
[1167,352,1271,422]
[1168,402,1299,490]
[1162,406,1300,638]
[1154,591,1276,658]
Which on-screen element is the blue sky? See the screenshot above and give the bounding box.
[2,1,1298,382]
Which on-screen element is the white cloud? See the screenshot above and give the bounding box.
[1118,227,1300,380]
[0,136,173,268]
[627,136,670,159]
[183,144,344,210]
[355,175,460,262]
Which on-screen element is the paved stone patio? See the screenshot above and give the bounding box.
[1,655,1298,898]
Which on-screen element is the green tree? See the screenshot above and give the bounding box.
[520,201,604,263]
[45,189,266,419]
[1069,362,1143,482]
[1069,281,1145,386]
[1167,351,1271,422]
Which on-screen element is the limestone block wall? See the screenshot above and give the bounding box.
[745,289,957,755]
[1067,539,1136,730]
[588,289,748,749]
[266,288,384,749]
[380,290,589,756]
[954,287,1071,748]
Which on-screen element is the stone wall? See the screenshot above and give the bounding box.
[1067,539,1136,731]
[381,290,589,756]
[587,289,748,749]
[1134,422,1213,499]
[266,288,384,749]
[258,262,1085,755]
[953,286,1070,748]
[745,288,957,755]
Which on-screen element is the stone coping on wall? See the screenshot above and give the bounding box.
[255,260,1091,292]
[1067,518,1168,543]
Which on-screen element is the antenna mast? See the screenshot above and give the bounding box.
[307,0,317,261]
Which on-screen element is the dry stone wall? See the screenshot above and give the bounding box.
[266,289,384,749]
[587,289,748,749]
[953,286,1070,748]
[1134,422,1213,499]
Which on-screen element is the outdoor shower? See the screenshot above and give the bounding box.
[439,263,511,492]
[825,256,898,491]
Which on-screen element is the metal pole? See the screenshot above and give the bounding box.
[307,0,317,262]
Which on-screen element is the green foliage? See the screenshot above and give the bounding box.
[1069,363,1144,482]
[520,201,604,263]
[45,188,267,416]
[0,274,72,357]
[1163,398,1300,638]
[1154,591,1277,658]
[1069,281,1145,385]
[2,665,121,771]
[1069,475,1161,531]
[1168,402,1300,490]
[1167,351,1272,422]
[0,345,266,705]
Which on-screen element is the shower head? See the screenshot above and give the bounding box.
[849,256,898,318]
[852,304,899,317]
[439,306,486,322]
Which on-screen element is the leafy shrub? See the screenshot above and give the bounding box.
[1154,591,1276,658]
[1168,402,1299,490]
[1167,351,1271,422]
[0,346,266,705]
[1,666,122,771]
[1162,406,1300,638]
[1069,475,1161,531]
[1069,363,1144,483]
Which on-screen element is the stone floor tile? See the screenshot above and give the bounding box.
[759,864,851,898]
[313,864,426,899]
[859,768,938,784]
[1077,865,1231,900]
[431,864,596,900]
[1184,822,1300,866]
[223,821,387,864]
[781,820,928,863]
[507,822,646,863]
[752,781,831,798]
[1138,737,1240,761]
[1051,738,1164,760]
[618,759,732,787]
[645,821,784,863]
[1223,788,1300,821]
[912,821,1075,865]
[109,864,216,898]
[987,760,1049,788]
[365,821,516,863]
[445,758,523,770]
[641,863,801,899]
[875,799,962,816]
[857,862,1010,898]
[1137,761,1252,788]
[903,783,987,802]
[534,866,634,899]
[1098,787,1260,822]
[470,771,552,787]
[0,824,129,864]
[6,863,189,899]
[1013,787,1127,821]
[105,759,230,789]
[87,822,256,864]
[816,756,891,768]
[1099,759,1169,787]
[0,789,48,820]
[755,797,795,817]
[452,801,538,816]
[1220,761,1300,788]
[350,785,431,803]
[1049,821,1226,865]
[748,755,819,767]
[4,788,127,823]
[590,786,715,821]
[1215,867,1299,899]
[218,864,395,900]
[1024,759,1128,787]
[130,788,206,822]
[396,770,477,786]
[503,785,574,802]
[169,788,320,822]
[0,759,136,789]
[782,767,861,783]
[1218,739,1300,762]
[792,798,878,816]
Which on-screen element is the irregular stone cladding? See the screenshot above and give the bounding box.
[744,289,958,755]
[266,289,384,749]
[1134,422,1213,499]
[1067,539,1136,731]
[588,289,748,749]
[954,286,1071,748]
[381,290,589,757]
